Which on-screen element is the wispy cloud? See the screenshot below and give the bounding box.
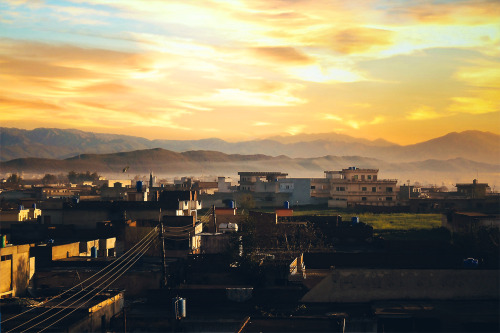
[286,125,306,136]
[448,96,499,115]
[0,0,499,142]
[250,46,314,64]
[192,88,306,107]
[407,106,445,120]
[323,114,343,122]
[253,122,271,127]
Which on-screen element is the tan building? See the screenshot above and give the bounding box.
[238,172,288,192]
[310,178,331,198]
[0,207,41,222]
[0,244,35,298]
[455,179,490,199]
[323,167,398,208]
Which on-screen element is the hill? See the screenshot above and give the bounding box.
[1,148,498,186]
[1,128,498,163]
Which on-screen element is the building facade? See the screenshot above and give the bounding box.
[238,172,288,192]
[324,167,398,208]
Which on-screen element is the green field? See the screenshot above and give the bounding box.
[253,206,445,241]
[202,206,446,241]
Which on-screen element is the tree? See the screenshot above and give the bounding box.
[238,194,256,211]
[67,171,100,183]
[7,173,22,186]
[68,171,78,183]
[42,173,58,185]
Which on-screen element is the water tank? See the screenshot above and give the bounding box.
[228,200,235,209]
[18,205,24,210]
[32,203,36,209]
[351,216,359,225]
[136,181,143,192]
[72,197,79,204]
[91,246,98,258]
[284,201,290,209]
[172,297,187,319]
[463,258,478,268]
[179,298,187,318]
[0,235,6,248]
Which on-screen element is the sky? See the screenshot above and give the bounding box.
[0,0,499,145]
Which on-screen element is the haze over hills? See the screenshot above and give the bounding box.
[1,127,499,164]
[1,148,499,187]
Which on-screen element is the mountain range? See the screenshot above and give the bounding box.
[1,127,499,164]
[1,148,499,186]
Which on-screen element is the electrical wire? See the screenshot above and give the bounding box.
[6,230,158,333]
[1,226,158,325]
[19,234,157,333]
[35,236,157,333]
[3,226,158,331]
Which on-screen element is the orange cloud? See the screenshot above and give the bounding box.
[0,96,61,113]
[330,28,394,54]
[251,46,314,64]
[407,106,445,121]
[398,0,500,25]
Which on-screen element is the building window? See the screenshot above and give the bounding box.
[353,175,358,180]
[362,197,367,201]
[336,187,345,191]
[372,187,376,192]
[361,175,365,180]
[386,187,393,192]
[367,175,372,180]
[311,185,316,189]
[362,187,367,191]
[386,197,393,201]
[1,254,12,261]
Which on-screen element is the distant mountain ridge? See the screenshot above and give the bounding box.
[1,148,498,186]
[0,127,498,164]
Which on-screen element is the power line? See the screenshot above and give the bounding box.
[19,234,157,333]
[7,231,157,333]
[3,227,158,331]
[35,236,157,333]
[1,226,158,325]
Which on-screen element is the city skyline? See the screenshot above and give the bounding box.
[1,0,499,144]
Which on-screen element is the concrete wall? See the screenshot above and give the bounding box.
[0,209,30,222]
[0,244,32,297]
[279,178,312,205]
[70,292,125,332]
[302,269,500,303]
[124,226,160,257]
[200,233,232,254]
[80,239,100,256]
[51,242,81,261]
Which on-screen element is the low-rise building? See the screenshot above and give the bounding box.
[238,172,288,192]
[456,179,490,199]
[0,243,34,298]
[41,191,201,228]
[323,167,398,208]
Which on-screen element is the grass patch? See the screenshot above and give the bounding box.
[343,213,442,232]
[243,206,445,241]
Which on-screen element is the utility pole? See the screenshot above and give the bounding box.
[159,209,167,288]
[212,205,217,233]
